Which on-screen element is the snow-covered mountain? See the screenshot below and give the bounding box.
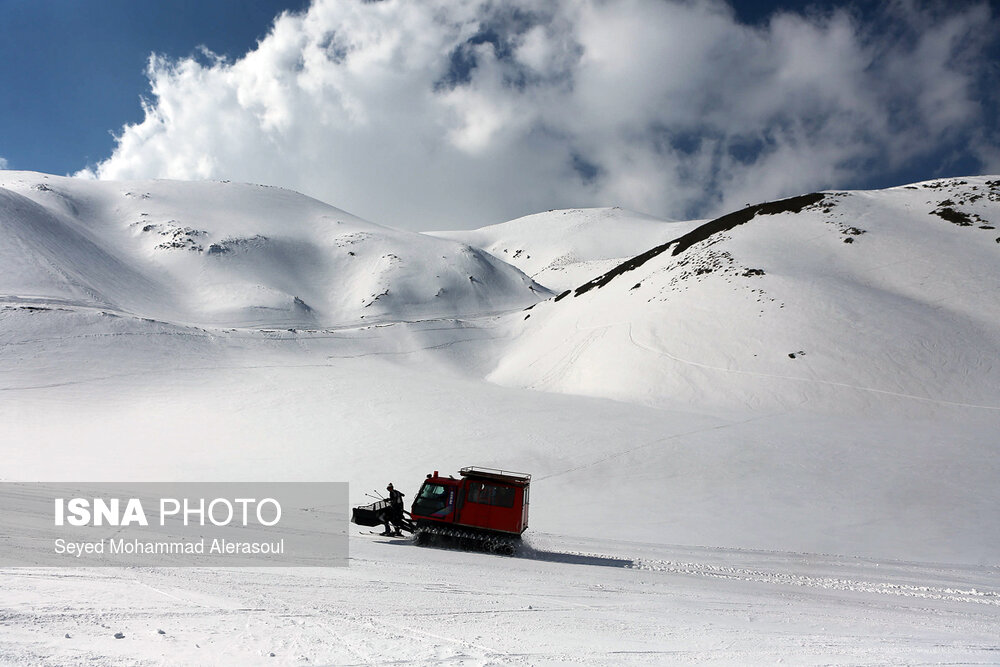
[0,172,547,328]
[492,179,1000,415]
[3,171,1000,664]
[429,207,703,292]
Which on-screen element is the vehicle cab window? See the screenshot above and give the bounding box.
[413,483,453,516]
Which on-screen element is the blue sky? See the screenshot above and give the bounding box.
[0,0,309,173]
[1,1,998,229]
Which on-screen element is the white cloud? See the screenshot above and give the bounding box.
[91,0,998,229]
[0,156,8,170]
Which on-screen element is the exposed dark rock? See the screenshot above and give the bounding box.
[670,192,826,256]
[931,207,974,226]
[571,192,824,298]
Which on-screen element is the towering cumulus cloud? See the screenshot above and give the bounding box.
[89,0,997,229]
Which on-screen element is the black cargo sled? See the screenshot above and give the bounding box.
[351,499,391,527]
[352,498,414,533]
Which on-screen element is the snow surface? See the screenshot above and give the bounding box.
[4,535,999,665]
[0,172,547,328]
[430,207,704,293]
[2,171,999,664]
[491,181,1000,415]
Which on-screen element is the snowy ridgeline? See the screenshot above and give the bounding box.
[492,179,1000,414]
[2,171,1000,568]
[0,172,548,328]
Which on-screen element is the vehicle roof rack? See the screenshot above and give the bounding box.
[459,466,531,485]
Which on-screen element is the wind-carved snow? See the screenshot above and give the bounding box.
[1,172,999,664]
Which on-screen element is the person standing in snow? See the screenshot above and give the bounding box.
[381,483,405,536]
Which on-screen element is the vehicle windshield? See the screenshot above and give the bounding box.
[412,482,453,517]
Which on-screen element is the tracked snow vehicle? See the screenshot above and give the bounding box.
[352,466,530,555]
[410,467,530,555]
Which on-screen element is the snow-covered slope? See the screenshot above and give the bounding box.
[3,173,999,558]
[5,535,999,665]
[429,207,702,292]
[0,172,548,327]
[3,173,1000,664]
[492,178,1000,415]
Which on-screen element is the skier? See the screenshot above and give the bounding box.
[381,483,405,536]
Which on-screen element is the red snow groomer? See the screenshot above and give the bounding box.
[353,466,531,555]
[411,467,530,554]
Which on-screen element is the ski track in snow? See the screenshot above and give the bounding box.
[3,536,999,665]
[4,175,1000,664]
[0,298,515,392]
[629,558,1000,606]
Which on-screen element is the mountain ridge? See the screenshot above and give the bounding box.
[0,171,549,328]
[490,176,1000,415]
[2,171,999,565]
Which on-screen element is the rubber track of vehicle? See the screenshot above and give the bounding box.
[414,525,519,556]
